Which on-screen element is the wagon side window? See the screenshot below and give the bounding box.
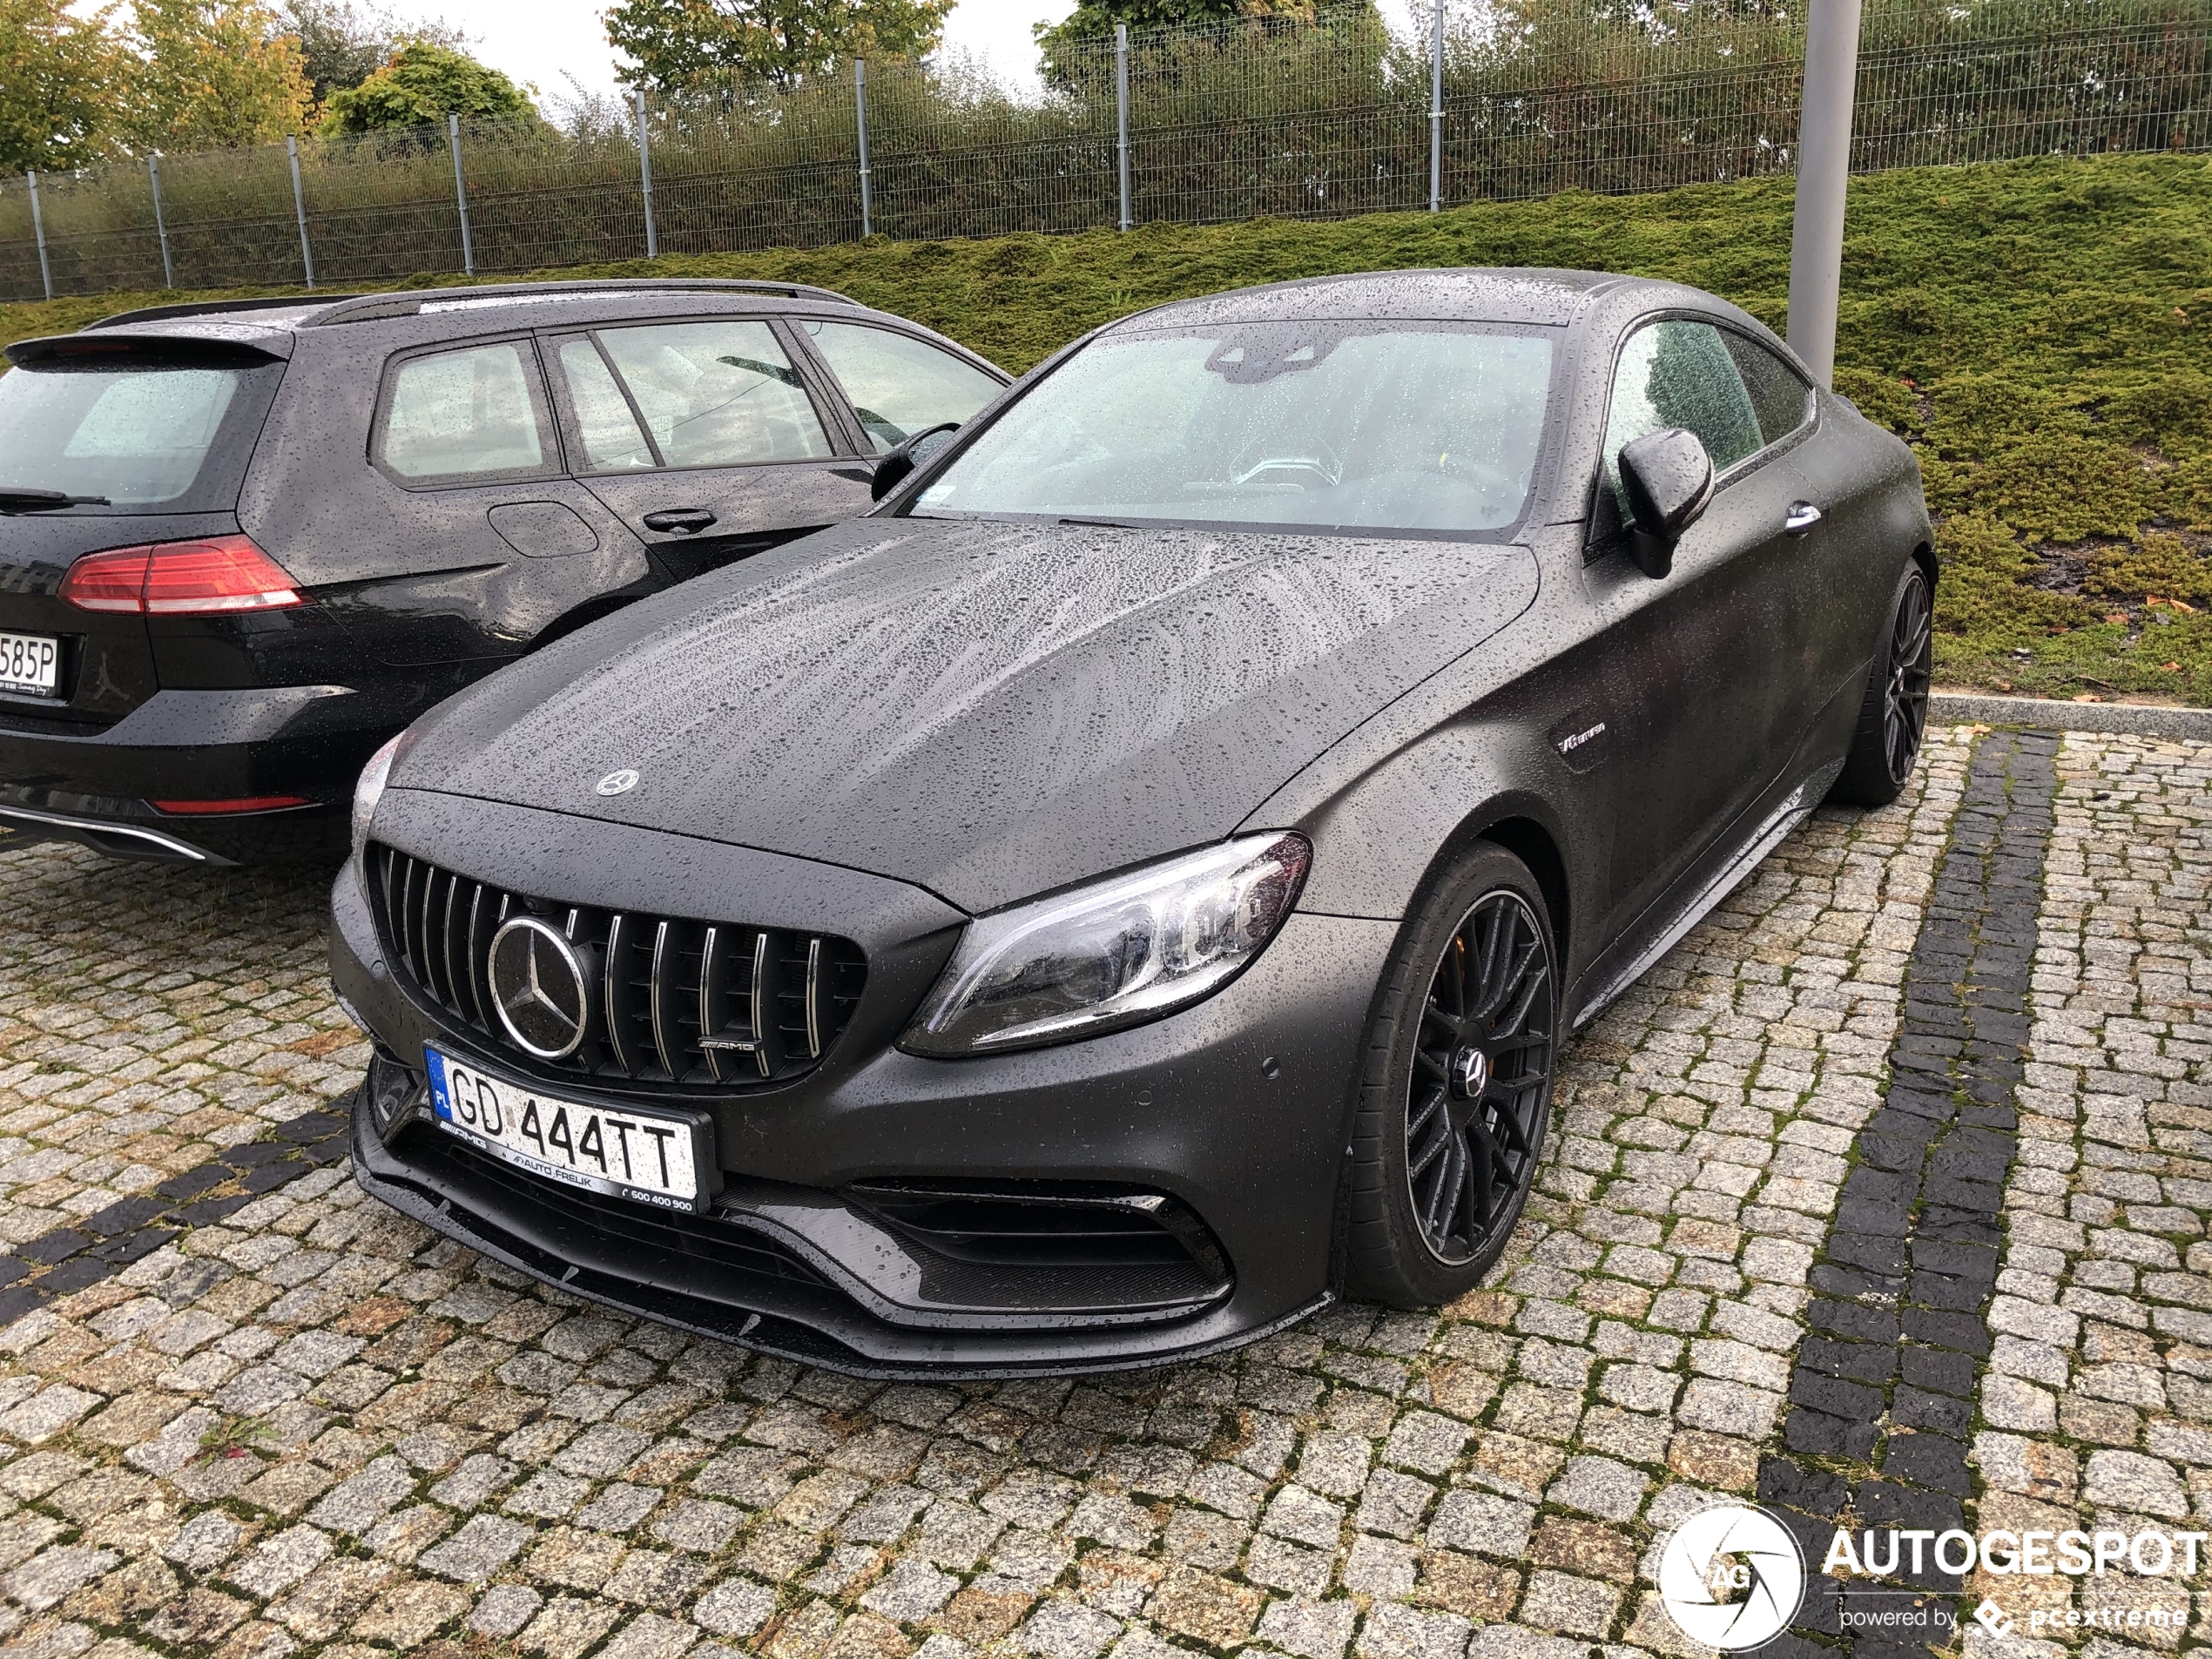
[797,320,1002,454]
[375,341,556,485]
[1597,320,1764,527]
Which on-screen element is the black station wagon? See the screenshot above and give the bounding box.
[0,279,1007,865]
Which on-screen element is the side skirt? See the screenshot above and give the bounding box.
[1570,757,1844,1029]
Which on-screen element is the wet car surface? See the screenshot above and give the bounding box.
[333,267,1937,1376]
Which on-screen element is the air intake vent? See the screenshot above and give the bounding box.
[368,843,866,1090]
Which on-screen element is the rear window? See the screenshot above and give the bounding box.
[0,347,285,512]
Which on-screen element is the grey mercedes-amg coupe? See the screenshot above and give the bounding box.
[332,267,1933,1377]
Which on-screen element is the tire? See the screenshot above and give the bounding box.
[1345,842,1560,1306]
[1831,561,1933,807]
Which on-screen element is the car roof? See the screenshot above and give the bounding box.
[1111,267,1681,330]
[10,276,1006,377]
[83,278,861,335]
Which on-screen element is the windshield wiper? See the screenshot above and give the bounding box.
[0,489,109,514]
[1057,516,1137,529]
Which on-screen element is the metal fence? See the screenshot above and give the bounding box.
[4,0,2208,301]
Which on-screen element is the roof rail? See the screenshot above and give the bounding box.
[302,278,860,327]
[87,293,354,330]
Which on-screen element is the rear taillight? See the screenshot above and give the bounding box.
[61,536,306,616]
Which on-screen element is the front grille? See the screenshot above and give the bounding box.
[368,842,867,1089]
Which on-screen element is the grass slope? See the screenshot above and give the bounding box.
[8,152,2210,704]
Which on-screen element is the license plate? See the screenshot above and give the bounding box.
[0,631,58,698]
[423,1048,711,1212]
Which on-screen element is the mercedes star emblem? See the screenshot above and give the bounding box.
[487,915,591,1059]
[597,769,639,796]
[1454,1046,1491,1098]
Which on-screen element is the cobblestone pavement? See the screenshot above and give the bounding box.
[0,726,2204,1659]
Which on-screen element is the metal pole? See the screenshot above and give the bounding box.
[1786,0,1862,388]
[287,136,314,289]
[149,155,173,289]
[1428,0,1445,212]
[854,58,873,238]
[1116,24,1131,232]
[26,172,51,300]
[448,114,475,277]
[632,90,658,259]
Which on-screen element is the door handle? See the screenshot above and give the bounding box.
[1784,501,1823,537]
[642,508,717,534]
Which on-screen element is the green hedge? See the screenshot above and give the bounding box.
[7,151,2208,705]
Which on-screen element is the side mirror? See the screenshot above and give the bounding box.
[1616,428,1714,580]
[870,421,961,502]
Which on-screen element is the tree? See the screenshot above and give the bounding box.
[281,0,468,108]
[1035,0,1379,91]
[318,39,536,132]
[605,0,958,94]
[1037,0,1348,53]
[0,0,123,171]
[119,0,314,152]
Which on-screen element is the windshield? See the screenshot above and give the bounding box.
[913,321,1555,537]
[0,349,284,511]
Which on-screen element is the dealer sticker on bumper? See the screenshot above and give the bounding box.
[423,1047,711,1212]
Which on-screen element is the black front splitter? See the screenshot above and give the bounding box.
[349,1103,1331,1381]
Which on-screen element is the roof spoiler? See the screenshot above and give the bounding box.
[86,294,353,330]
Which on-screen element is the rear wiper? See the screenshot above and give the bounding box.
[0,489,109,513]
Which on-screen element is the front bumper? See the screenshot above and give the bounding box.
[330,807,1399,1377]
[0,683,413,863]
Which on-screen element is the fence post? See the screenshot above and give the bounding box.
[854,59,873,238]
[448,114,475,277]
[149,155,173,289]
[287,136,314,288]
[1786,0,1862,387]
[25,172,52,300]
[1428,0,1445,212]
[1116,24,1131,232]
[632,90,658,259]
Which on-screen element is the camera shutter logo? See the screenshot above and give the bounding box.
[1657,1503,1806,1650]
[488,916,591,1060]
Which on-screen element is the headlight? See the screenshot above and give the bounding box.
[351,732,405,864]
[900,832,1311,1057]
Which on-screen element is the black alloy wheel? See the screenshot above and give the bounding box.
[1404,890,1554,1264]
[1834,563,1933,806]
[1345,842,1558,1305]
[1881,571,1933,785]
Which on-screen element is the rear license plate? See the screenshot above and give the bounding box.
[423,1047,711,1212]
[0,631,58,698]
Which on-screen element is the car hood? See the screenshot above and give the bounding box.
[394,516,1540,914]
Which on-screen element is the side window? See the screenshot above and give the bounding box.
[799,320,1001,454]
[1599,320,1764,523]
[555,338,657,472]
[1722,332,1814,446]
[593,321,831,468]
[377,341,553,484]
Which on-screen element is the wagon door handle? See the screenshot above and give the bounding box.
[642,508,717,534]
[1784,501,1823,537]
